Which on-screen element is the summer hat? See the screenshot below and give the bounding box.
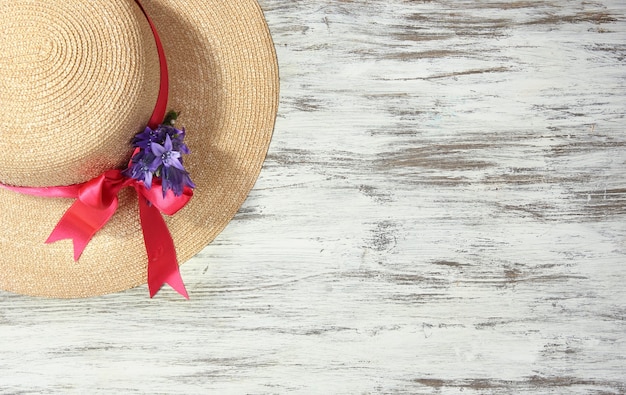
[0,0,279,298]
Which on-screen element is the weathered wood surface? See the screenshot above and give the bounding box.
[1,1,625,393]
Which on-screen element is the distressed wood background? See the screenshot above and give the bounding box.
[1,0,625,393]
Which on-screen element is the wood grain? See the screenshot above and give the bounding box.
[1,0,625,393]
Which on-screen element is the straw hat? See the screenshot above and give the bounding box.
[0,0,279,297]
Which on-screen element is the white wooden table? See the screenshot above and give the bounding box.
[1,1,625,393]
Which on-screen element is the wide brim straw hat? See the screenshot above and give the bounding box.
[0,0,279,297]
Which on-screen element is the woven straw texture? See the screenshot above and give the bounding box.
[0,0,279,297]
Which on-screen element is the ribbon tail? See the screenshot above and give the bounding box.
[46,199,117,261]
[137,194,189,299]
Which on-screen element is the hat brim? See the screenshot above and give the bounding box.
[0,0,279,297]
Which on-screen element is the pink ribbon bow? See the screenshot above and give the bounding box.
[3,170,192,298]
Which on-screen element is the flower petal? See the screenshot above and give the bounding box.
[151,142,165,156]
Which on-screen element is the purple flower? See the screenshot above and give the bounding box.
[132,126,165,151]
[151,134,184,171]
[170,127,190,155]
[162,166,196,197]
[124,116,195,197]
[123,150,157,189]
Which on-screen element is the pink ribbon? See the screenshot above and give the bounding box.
[135,0,169,130]
[2,170,192,298]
